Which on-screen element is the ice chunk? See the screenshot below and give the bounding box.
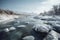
[17,25,26,28]
[4,28,9,32]
[23,36,35,40]
[9,27,16,31]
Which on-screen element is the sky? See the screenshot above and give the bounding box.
[0,0,60,14]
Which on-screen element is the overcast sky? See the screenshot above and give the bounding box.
[0,0,60,14]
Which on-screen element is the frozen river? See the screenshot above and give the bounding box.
[0,15,60,40]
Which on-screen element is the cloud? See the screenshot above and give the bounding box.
[34,0,60,14]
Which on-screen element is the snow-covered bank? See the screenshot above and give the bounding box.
[0,14,19,23]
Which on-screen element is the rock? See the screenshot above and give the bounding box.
[52,23,60,33]
[0,31,9,40]
[44,30,58,40]
[33,24,52,33]
[9,30,23,40]
[31,29,48,40]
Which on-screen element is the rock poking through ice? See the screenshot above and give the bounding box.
[44,30,58,40]
[33,24,52,33]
